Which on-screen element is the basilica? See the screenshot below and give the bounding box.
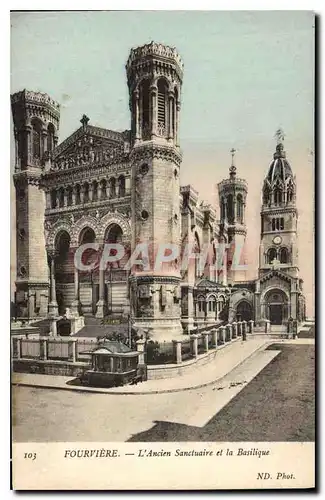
[11,41,306,339]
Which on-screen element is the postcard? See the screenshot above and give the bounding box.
[10,10,315,490]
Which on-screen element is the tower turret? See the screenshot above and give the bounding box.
[259,130,298,278]
[11,90,60,318]
[218,149,248,284]
[126,42,183,340]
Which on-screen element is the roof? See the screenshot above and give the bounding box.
[266,143,293,184]
[83,341,137,356]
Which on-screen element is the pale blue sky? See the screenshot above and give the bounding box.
[10,11,315,313]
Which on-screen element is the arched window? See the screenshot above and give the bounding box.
[287,187,293,203]
[218,295,225,315]
[109,178,116,198]
[92,181,98,202]
[279,247,289,263]
[118,175,125,197]
[157,78,168,137]
[267,248,277,264]
[274,188,282,206]
[263,187,270,205]
[140,79,150,140]
[227,194,234,223]
[31,119,41,159]
[237,194,243,223]
[83,183,89,203]
[197,296,205,314]
[66,186,73,206]
[58,187,65,208]
[75,184,81,204]
[100,179,107,200]
[50,189,57,209]
[47,123,55,153]
[208,297,216,312]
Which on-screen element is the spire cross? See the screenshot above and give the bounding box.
[230,148,236,166]
[229,148,237,178]
[275,128,285,144]
[80,114,90,128]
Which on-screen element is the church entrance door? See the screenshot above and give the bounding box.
[269,304,283,325]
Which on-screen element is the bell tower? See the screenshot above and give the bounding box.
[126,42,183,340]
[218,149,248,285]
[259,130,298,278]
[11,90,60,318]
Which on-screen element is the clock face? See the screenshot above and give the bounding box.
[273,236,282,245]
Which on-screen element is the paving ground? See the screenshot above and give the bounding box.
[12,338,315,443]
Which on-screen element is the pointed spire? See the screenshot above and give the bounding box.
[229,147,236,178]
[274,128,286,159]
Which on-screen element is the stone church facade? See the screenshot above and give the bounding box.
[11,42,306,339]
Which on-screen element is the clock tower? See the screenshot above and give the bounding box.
[258,132,299,278]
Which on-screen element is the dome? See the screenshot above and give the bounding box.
[266,143,293,184]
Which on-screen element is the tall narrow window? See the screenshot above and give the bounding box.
[267,248,277,264]
[75,185,81,204]
[280,218,284,230]
[237,194,243,223]
[32,120,41,159]
[272,218,276,231]
[141,79,150,139]
[83,183,89,203]
[51,189,57,209]
[227,194,234,223]
[118,175,125,197]
[157,78,168,137]
[279,247,288,263]
[47,123,55,153]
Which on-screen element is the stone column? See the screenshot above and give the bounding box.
[48,254,58,317]
[173,340,182,364]
[134,89,140,141]
[25,122,32,165]
[232,321,237,338]
[136,339,146,365]
[96,268,105,318]
[264,319,271,333]
[88,185,93,202]
[242,320,247,335]
[190,334,198,359]
[63,188,68,207]
[40,338,48,360]
[212,328,218,348]
[150,84,158,138]
[248,319,254,333]
[50,318,57,337]
[219,326,226,344]
[168,91,174,140]
[68,339,77,363]
[71,252,80,316]
[175,101,181,146]
[203,332,209,352]
[72,187,76,205]
[125,176,131,196]
[226,324,232,342]
[237,321,242,337]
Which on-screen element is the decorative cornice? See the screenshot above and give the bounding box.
[130,142,182,167]
[126,42,183,76]
[11,89,60,115]
[42,162,131,188]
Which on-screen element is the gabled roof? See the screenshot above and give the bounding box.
[53,124,127,159]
